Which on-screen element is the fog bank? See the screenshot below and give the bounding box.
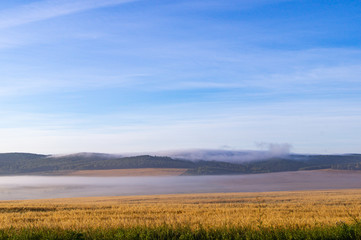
[156,145,291,162]
[1,170,361,200]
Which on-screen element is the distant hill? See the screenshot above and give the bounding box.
[0,152,360,176]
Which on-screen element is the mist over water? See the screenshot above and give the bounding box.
[1,171,361,200]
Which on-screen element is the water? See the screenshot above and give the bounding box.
[1,170,361,200]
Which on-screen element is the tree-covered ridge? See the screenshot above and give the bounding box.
[0,152,360,175]
[0,154,195,175]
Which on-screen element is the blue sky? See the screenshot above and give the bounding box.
[0,0,360,154]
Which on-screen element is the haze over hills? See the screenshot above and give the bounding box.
[0,150,360,176]
[154,147,292,163]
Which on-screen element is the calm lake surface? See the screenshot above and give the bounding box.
[1,170,361,200]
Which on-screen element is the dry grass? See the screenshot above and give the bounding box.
[1,189,361,230]
[66,168,187,176]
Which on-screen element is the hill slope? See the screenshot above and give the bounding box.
[0,152,360,175]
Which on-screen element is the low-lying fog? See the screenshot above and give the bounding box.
[1,170,361,200]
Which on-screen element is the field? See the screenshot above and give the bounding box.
[1,189,361,239]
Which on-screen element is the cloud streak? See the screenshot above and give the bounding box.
[0,99,360,155]
[0,0,136,29]
[0,1,359,155]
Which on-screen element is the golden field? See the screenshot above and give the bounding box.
[0,189,360,230]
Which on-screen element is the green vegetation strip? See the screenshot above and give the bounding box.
[1,223,361,240]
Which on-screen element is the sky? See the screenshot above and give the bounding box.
[0,0,360,154]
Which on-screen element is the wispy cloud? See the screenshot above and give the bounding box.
[0,46,360,107]
[0,98,360,154]
[1,109,360,154]
[0,0,136,29]
[159,0,294,12]
[0,0,359,154]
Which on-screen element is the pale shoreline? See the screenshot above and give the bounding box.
[65,168,188,177]
[64,168,361,177]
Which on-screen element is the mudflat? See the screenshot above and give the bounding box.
[66,168,188,176]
